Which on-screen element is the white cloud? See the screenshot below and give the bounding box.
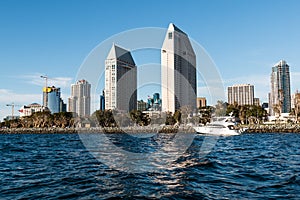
[18,73,73,89]
[223,74,270,87]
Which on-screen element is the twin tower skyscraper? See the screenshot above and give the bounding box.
[105,23,197,113]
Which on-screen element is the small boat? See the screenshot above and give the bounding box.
[193,116,244,136]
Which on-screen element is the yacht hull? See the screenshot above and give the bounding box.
[193,126,241,136]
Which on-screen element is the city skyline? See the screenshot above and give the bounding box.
[1,0,300,120]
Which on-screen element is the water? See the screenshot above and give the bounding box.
[0,133,299,199]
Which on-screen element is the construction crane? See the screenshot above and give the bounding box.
[6,103,21,120]
[40,75,48,107]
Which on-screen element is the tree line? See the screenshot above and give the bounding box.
[1,102,272,128]
[1,111,75,128]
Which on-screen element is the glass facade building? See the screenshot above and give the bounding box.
[161,23,196,113]
[270,60,291,115]
[43,86,61,113]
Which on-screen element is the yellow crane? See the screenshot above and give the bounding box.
[6,103,21,120]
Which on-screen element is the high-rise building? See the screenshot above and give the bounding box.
[254,98,260,106]
[196,97,207,108]
[68,80,91,117]
[100,90,105,111]
[161,23,196,113]
[59,99,67,112]
[43,86,62,113]
[227,84,254,105]
[269,60,291,115]
[147,93,162,111]
[137,100,148,111]
[105,44,137,111]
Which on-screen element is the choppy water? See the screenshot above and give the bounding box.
[0,133,299,199]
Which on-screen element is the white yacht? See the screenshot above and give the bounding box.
[193,116,244,136]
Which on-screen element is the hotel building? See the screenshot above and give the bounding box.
[68,80,91,117]
[105,44,137,111]
[161,23,196,113]
[227,84,254,105]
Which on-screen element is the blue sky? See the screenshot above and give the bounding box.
[0,0,300,120]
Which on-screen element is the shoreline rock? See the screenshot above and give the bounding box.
[0,126,196,134]
[244,124,300,133]
[2,124,300,134]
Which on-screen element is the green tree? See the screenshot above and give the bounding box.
[199,106,214,125]
[94,110,117,127]
[163,111,183,126]
[226,104,267,124]
[165,112,176,125]
[20,116,33,128]
[215,100,227,117]
[31,111,53,128]
[130,110,151,126]
[53,112,74,128]
[226,102,240,117]
[173,110,181,124]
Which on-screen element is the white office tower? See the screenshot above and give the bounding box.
[105,44,137,111]
[161,23,196,113]
[68,79,91,117]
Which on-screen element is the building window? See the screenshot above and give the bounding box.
[168,32,172,39]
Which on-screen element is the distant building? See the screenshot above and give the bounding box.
[60,99,67,112]
[137,100,148,111]
[262,102,269,109]
[254,98,260,106]
[68,79,91,117]
[196,97,207,108]
[100,90,105,111]
[227,84,254,105]
[147,93,162,111]
[19,103,48,117]
[262,102,269,114]
[291,91,300,109]
[43,86,63,113]
[269,60,291,115]
[105,44,137,111]
[161,23,196,113]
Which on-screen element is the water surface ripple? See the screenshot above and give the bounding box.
[0,133,299,199]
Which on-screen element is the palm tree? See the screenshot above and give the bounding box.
[294,93,300,123]
[273,104,281,123]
